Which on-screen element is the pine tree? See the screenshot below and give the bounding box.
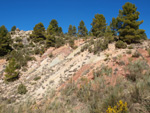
[0,25,12,56]
[30,22,46,42]
[5,58,19,81]
[91,14,107,37]
[47,19,59,35]
[78,20,88,37]
[117,2,146,43]
[46,35,56,47]
[11,26,16,31]
[72,26,77,36]
[110,17,118,36]
[0,25,8,37]
[68,25,73,36]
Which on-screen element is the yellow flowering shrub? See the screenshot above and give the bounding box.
[106,100,128,113]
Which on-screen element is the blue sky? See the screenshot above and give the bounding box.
[0,0,149,38]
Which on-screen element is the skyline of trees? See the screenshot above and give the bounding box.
[0,2,147,47]
[2,2,147,38]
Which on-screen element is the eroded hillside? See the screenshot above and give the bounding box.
[0,30,150,113]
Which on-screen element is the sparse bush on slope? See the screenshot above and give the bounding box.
[8,50,35,69]
[93,39,108,54]
[1,58,150,113]
[30,22,46,42]
[125,59,149,81]
[115,40,127,49]
[18,83,27,95]
[69,38,75,49]
[132,51,141,58]
[5,58,19,81]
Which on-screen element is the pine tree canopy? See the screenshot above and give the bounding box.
[31,22,46,42]
[0,25,8,37]
[0,25,12,56]
[72,26,77,36]
[46,35,56,47]
[11,26,16,31]
[68,25,73,36]
[78,20,88,37]
[105,26,114,43]
[117,2,146,43]
[91,14,107,37]
[47,19,60,35]
[68,25,77,36]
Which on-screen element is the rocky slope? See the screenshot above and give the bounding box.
[0,30,150,106]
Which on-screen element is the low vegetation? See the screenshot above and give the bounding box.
[34,76,41,81]
[115,40,127,49]
[5,58,19,81]
[0,1,149,113]
[18,83,27,95]
[132,51,141,58]
[93,65,112,78]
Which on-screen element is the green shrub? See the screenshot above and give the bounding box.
[18,83,27,94]
[115,41,127,49]
[13,42,24,49]
[125,60,149,81]
[130,85,142,103]
[55,37,65,48]
[69,38,75,48]
[25,55,34,61]
[93,65,112,78]
[46,35,55,47]
[126,50,132,54]
[93,39,108,54]
[15,37,22,42]
[128,45,134,49]
[132,51,140,58]
[5,58,19,81]
[61,81,77,96]
[7,50,35,69]
[34,76,41,81]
